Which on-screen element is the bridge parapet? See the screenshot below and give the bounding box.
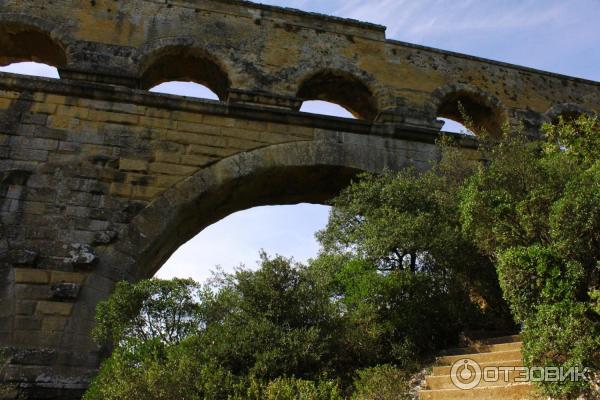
[0,0,599,131]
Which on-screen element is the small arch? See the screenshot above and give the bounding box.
[432,84,506,137]
[0,22,67,68]
[140,46,230,100]
[297,70,378,121]
[544,103,592,124]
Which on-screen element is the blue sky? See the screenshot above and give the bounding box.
[1,0,598,282]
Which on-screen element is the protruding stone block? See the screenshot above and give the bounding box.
[50,283,80,301]
[64,244,96,268]
[9,250,38,266]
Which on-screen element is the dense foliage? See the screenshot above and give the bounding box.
[86,116,599,399]
[460,115,600,398]
[86,255,435,400]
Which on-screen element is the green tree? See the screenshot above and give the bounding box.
[316,142,514,363]
[92,278,204,349]
[86,255,354,399]
[460,115,600,398]
[351,365,413,400]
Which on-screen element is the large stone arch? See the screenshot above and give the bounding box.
[97,131,439,283]
[47,131,442,388]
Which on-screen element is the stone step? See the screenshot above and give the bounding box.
[477,334,521,345]
[441,341,522,356]
[419,383,533,400]
[436,349,523,367]
[432,359,524,376]
[426,368,530,390]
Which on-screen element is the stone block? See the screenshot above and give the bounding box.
[14,269,49,284]
[36,301,74,317]
[180,154,217,167]
[14,284,52,300]
[15,316,42,330]
[109,182,132,197]
[9,250,38,265]
[92,230,117,245]
[148,162,197,176]
[49,271,87,285]
[15,300,37,316]
[119,158,148,172]
[166,129,226,146]
[42,316,68,332]
[131,185,164,200]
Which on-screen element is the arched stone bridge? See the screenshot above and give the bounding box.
[0,0,599,398]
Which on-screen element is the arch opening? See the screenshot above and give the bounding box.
[0,24,66,78]
[134,163,360,280]
[0,24,67,66]
[149,81,220,101]
[299,100,356,119]
[438,117,474,136]
[0,61,60,79]
[109,137,433,282]
[140,47,230,100]
[437,91,503,136]
[297,71,377,121]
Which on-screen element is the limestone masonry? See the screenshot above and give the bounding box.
[0,0,598,398]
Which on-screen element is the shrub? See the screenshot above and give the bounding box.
[351,365,413,400]
[261,377,343,400]
[521,301,600,399]
[496,246,584,321]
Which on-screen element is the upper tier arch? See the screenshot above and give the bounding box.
[296,69,379,121]
[0,15,68,68]
[430,83,508,137]
[139,43,231,100]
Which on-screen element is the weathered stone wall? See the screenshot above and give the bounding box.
[0,0,598,398]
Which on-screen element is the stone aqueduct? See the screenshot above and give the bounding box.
[0,0,599,397]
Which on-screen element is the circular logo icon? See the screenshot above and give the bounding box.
[450,358,482,390]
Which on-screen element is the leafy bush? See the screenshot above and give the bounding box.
[496,246,584,321]
[521,301,600,399]
[351,365,412,400]
[261,378,343,400]
[460,114,600,398]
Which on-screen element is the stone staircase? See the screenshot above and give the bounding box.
[419,335,535,400]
